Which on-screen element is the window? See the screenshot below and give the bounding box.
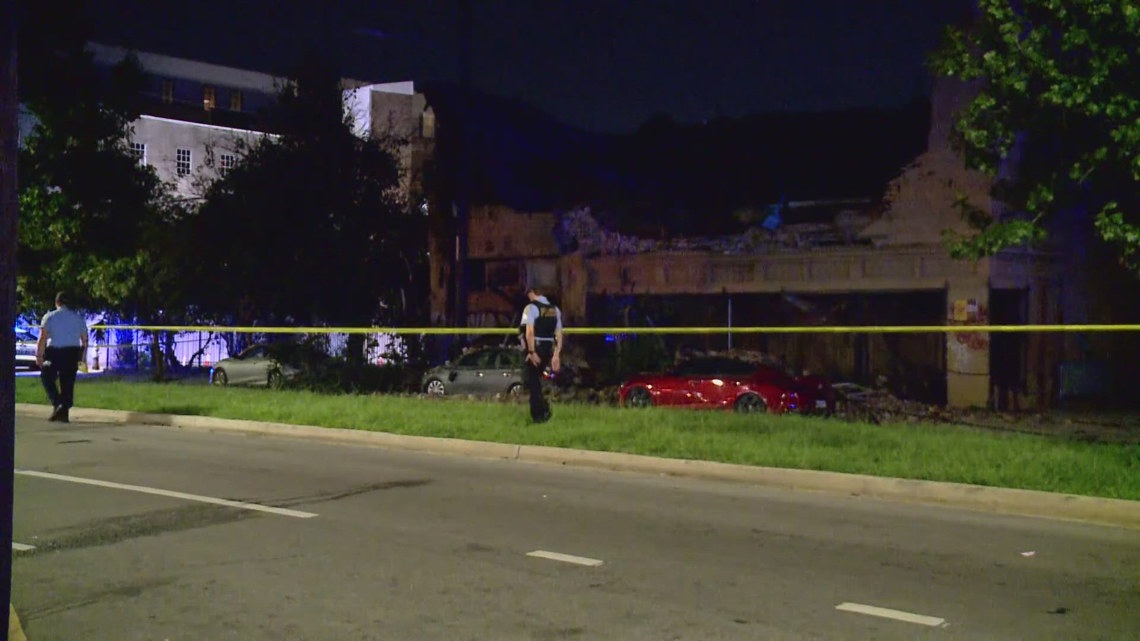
[203,85,216,111]
[494,350,521,369]
[239,345,268,359]
[219,153,236,176]
[229,90,243,112]
[468,259,486,291]
[161,80,174,103]
[457,350,494,368]
[129,142,146,165]
[176,148,192,176]
[488,262,522,288]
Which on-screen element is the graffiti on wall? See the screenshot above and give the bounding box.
[950,298,989,351]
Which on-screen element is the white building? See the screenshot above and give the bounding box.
[341,80,436,207]
[87,43,284,201]
[88,43,435,205]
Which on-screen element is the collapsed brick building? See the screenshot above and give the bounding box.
[421,79,1136,410]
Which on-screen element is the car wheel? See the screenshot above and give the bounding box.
[424,378,446,396]
[625,386,653,408]
[734,392,767,414]
[268,368,283,389]
[507,382,524,397]
[212,368,228,386]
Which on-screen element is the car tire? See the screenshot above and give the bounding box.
[268,368,283,389]
[212,368,228,386]
[734,392,767,414]
[424,378,446,396]
[507,382,524,397]
[625,386,653,408]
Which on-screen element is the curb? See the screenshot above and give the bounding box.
[15,404,1140,530]
[9,603,28,641]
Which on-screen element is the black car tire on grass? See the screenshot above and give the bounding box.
[734,392,767,414]
[212,368,228,386]
[625,386,653,408]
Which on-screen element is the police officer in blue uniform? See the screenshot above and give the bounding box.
[518,285,563,423]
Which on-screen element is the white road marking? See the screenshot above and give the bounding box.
[12,542,35,552]
[836,602,946,627]
[15,469,318,519]
[526,550,604,567]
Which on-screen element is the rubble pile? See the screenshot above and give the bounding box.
[675,347,784,367]
[556,206,877,256]
[829,383,957,425]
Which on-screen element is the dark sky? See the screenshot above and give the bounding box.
[86,0,974,134]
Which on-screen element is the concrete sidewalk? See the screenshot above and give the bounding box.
[9,603,28,641]
[14,403,1140,530]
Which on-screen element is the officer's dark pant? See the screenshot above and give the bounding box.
[523,342,554,422]
[41,346,82,410]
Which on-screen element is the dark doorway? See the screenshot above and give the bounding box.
[990,288,1028,411]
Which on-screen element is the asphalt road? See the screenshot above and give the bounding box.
[11,415,1140,640]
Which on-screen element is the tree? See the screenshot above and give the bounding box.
[17,0,190,379]
[929,0,1140,269]
[17,1,180,312]
[188,60,428,364]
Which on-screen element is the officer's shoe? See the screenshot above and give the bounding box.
[48,405,63,422]
[58,407,70,423]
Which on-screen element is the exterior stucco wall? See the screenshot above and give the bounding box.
[129,115,273,200]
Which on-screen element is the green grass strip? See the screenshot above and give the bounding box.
[16,377,1140,501]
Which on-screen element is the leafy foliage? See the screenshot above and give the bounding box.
[930,0,1140,268]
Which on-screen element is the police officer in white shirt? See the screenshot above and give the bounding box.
[518,285,563,423]
[36,291,89,423]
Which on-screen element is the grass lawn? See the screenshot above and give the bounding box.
[15,376,1140,501]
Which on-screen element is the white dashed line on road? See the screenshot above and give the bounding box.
[526,550,604,567]
[12,542,35,552]
[836,602,946,627]
[15,469,319,519]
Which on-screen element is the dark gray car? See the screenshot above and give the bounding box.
[421,347,524,397]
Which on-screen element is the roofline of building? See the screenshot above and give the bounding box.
[138,114,280,138]
[89,42,417,96]
[87,42,287,94]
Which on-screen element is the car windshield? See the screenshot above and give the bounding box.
[238,345,269,359]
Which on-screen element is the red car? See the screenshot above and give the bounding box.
[618,356,835,415]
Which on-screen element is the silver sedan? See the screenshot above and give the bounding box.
[421,347,525,397]
[210,343,298,387]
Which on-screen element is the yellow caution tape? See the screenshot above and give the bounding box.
[80,324,1140,335]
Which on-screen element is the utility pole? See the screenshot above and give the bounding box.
[0,0,19,634]
[452,0,472,333]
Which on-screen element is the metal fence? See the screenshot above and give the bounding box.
[82,329,407,371]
